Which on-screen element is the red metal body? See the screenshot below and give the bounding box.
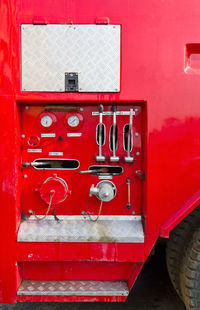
[1,0,200,303]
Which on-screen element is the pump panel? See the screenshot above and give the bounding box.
[21,105,143,217]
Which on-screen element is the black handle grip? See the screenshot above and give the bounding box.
[112,105,117,112]
[99,104,104,113]
[22,162,31,167]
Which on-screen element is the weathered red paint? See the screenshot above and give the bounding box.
[1,0,200,303]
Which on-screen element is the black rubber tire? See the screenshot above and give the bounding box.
[180,226,200,310]
[166,206,200,299]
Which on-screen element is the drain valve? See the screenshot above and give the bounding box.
[89,181,116,202]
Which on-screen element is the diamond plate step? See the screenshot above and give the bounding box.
[17,280,129,296]
[17,215,144,243]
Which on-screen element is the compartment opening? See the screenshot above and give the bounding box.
[109,124,118,151]
[89,165,123,176]
[96,123,106,145]
[33,159,79,170]
[123,124,133,152]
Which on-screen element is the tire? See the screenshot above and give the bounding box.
[180,226,200,310]
[166,206,200,299]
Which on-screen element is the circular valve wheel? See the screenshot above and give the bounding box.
[38,175,71,205]
[27,135,41,148]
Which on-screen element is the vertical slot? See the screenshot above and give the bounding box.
[123,124,133,152]
[109,125,118,151]
[96,123,106,145]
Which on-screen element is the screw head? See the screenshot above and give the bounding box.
[21,134,25,138]
[24,174,28,178]
[135,132,139,137]
[134,108,139,112]
[136,152,140,156]
[25,106,29,110]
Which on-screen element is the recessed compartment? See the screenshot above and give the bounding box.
[33,159,80,170]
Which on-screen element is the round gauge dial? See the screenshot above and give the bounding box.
[38,112,57,131]
[67,115,80,128]
[64,113,83,131]
[41,115,53,128]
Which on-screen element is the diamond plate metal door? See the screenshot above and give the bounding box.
[21,24,121,92]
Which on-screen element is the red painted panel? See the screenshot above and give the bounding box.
[2,0,200,303]
[16,243,145,263]
[17,295,127,302]
[21,104,143,216]
[18,262,134,281]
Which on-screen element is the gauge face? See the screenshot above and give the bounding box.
[38,112,57,131]
[64,113,84,131]
[41,115,53,128]
[67,115,80,128]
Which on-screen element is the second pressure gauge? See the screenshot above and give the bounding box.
[64,113,83,131]
[38,112,57,131]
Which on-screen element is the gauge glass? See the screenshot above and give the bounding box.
[41,115,53,128]
[68,115,80,127]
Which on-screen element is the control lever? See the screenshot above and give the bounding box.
[110,105,119,162]
[125,109,134,163]
[22,161,49,168]
[96,105,105,162]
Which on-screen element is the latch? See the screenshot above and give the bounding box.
[65,72,78,92]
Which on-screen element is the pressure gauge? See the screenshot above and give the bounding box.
[64,113,83,131]
[38,112,57,131]
[41,115,53,128]
[67,115,80,127]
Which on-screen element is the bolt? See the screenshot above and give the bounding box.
[134,108,139,112]
[80,108,84,111]
[24,174,28,178]
[21,134,25,138]
[132,211,135,215]
[25,106,29,110]
[136,152,140,156]
[135,132,139,137]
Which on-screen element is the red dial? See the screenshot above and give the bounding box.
[27,135,41,148]
[64,112,83,131]
[38,112,57,131]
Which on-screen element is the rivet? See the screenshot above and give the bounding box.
[25,106,29,110]
[132,211,135,215]
[80,108,84,111]
[24,174,28,178]
[136,152,140,156]
[134,108,139,112]
[135,132,139,137]
[21,134,25,138]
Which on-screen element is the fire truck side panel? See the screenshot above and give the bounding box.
[1,0,200,303]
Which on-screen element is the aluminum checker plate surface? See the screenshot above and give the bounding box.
[17,280,129,296]
[21,24,121,92]
[17,216,144,243]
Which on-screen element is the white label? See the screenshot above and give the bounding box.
[98,176,113,180]
[92,111,135,116]
[67,133,82,137]
[27,149,42,153]
[41,133,56,138]
[49,152,63,156]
